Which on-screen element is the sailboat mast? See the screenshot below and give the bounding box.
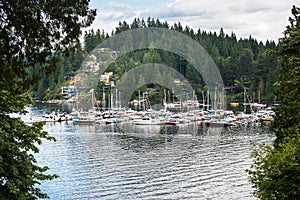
[111,90,113,110]
[164,89,167,112]
[138,90,141,110]
[202,90,205,110]
[244,87,247,113]
[207,90,210,110]
[214,86,217,110]
[115,89,118,110]
[102,87,105,110]
[119,91,121,108]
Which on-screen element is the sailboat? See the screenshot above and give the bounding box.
[73,111,95,125]
[133,115,163,125]
[72,88,96,125]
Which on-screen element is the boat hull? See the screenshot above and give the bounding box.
[73,120,94,125]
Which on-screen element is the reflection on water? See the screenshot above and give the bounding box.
[36,120,273,200]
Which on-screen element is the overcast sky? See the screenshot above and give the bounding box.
[88,0,298,43]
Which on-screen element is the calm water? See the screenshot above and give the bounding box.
[32,106,274,200]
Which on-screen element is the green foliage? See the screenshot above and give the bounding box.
[84,29,107,53]
[247,138,300,199]
[248,6,300,199]
[254,50,279,99]
[79,18,279,103]
[0,115,58,199]
[271,5,300,147]
[142,48,162,63]
[35,16,281,102]
[0,0,96,199]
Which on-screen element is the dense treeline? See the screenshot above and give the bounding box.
[0,0,96,198]
[247,6,300,199]
[33,41,85,100]
[33,17,279,104]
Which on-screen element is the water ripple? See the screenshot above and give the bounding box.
[36,123,274,199]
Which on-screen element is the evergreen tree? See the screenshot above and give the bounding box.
[239,48,254,78]
[37,16,281,102]
[0,1,96,199]
[271,5,300,146]
[142,49,162,63]
[247,6,300,199]
[58,63,66,85]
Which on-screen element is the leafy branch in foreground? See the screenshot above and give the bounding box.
[0,0,96,199]
[247,5,300,199]
[247,138,300,199]
[0,110,58,199]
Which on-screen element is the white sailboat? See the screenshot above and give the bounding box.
[73,111,95,125]
[133,116,163,125]
[72,88,96,125]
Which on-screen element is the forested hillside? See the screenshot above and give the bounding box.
[33,17,279,104]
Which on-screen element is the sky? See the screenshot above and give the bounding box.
[88,0,298,43]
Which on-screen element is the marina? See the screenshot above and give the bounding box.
[33,109,273,199]
[23,103,275,199]
[25,102,276,128]
[2,1,299,199]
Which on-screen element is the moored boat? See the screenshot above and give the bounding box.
[73,111,94,125]
[205,119,236,127]
[133,116,163,125]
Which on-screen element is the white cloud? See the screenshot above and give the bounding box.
[105,1,131,10]
[88,0,298,42]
